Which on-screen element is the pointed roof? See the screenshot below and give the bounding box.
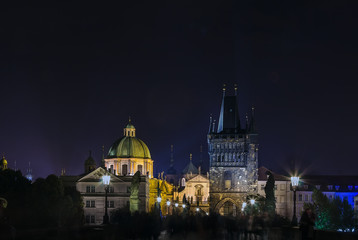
[248,106,257,133]
[182,154,198,175]
[217,88,241,133]
[78,167,123,182]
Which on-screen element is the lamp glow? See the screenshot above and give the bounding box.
[242,202,247,208]
[196,208,199,212]
[157,196,162,203]
[250,199,255,205]
[291,176,300,187]
[182,204,186,208]
[102,175,111,185]
[166,200,171,206]
[175,203,179,207]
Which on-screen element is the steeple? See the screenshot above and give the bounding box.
[199,145,203,167]
[217,86,241,133]
[208,115,213,133]
[85,150,96,173]
[248,106,256,133]
[26,162,33,181]
[101,145,105,168]
[170,144,174,168]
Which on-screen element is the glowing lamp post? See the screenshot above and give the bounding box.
[166,200,171,215]
[102,174,111,224]
[291,176,300,226]
[174,203,179,207]
[250,199,255,205]
[182,204,186,209]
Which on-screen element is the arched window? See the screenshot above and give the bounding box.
[122,164,128,176]
[181,178,186,187]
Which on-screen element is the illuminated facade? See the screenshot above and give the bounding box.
[207,86,258,216]
[258,167,358,221]
[104,122,154,177]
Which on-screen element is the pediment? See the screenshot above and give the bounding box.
[78,167,122,182]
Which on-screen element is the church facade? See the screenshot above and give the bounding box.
[207,86,258,216]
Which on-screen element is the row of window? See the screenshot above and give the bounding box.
[212,143,244,150]
[85,185,114,193]
[85,200,115,208]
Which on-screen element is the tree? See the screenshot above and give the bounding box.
[264,171,276,216]
[305,188,355,231]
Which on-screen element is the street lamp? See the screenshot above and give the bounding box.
[182,204,186,208]
[102,174,111,224]
[175,203,179,207]
[250,199,255,205]
[291,176,300,226]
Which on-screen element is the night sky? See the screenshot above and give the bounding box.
[1,1,357,179]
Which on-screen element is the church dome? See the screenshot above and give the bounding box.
[107,123,151,159]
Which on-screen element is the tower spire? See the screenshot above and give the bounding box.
[199,145,203,168]
[170,144,174,168]
[245,113,249,130]
[189,153,192,162]
[249,106,256,133]
[222,83,226,97]
[234,83,238,96]
[101,145,105,168]
[208,115,213,133]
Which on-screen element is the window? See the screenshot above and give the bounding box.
[127,187,131,193]
[280,184,285,190]
[355,186,358,190]
[355,201,358,206]
[348,185,353,191]
[304,185,308,190]
[181,178,186,187]
[86,186,91,193]
[122,164,128,176]
[335,185,340,191]
[91,200,95,208]
[109,186,114,193]
[328,185,333,191]
[280,196,285,203]
[298,194,302,201]
[305,195,308,202]
[316,185,321,190]
[86,200,90,208]
[91,186,95,193]
[90,215,95,223]
[225,180,231,189]
[329,195,333,200]
[274,185,277,190]
[107,201,115,208]
[261,184,265,190]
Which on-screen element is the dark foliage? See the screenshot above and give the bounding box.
[264,171,276,216]
[0,169,83,229]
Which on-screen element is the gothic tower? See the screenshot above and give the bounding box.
[207,85,258,216]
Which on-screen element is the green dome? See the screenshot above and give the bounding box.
[107,136,151,159]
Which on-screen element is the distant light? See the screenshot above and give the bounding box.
[157,197,162,203]
[242,202,247,208]
[291,176,300,187]
[182,204,186,208]
[166,200,171,206]
[102,175,111,185]
[196,208,200,212]
[175,203,179,207]
[250,199,255,205]
[206,212,209,215]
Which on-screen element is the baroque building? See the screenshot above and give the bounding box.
[207,86,258,216]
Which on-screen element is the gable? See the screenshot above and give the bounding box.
[78,167,122,182]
